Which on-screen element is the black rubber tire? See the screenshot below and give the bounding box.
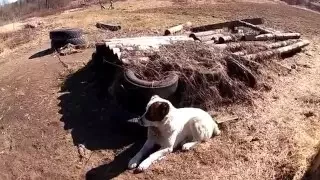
[118,69,179,113]
[51,37,87,49]
[49,28,83,40]
[124,70,179,89]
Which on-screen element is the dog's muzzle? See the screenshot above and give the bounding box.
[128,117,144,126]
[137,117,145,126]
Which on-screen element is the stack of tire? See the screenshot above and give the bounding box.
[50,28,86,49]
[119,69,180,113]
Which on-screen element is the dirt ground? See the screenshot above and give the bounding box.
[0,0,320,180]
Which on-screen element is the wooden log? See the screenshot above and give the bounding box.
[274,33,301,41]
[276,40,310,54]
[204,40,216,45]
[238,20,273,34]
[265,39,299,49]
[242,50,275,61]
[201,34,224,42]
[218,36,234,44]
[242,40,310,61]
[96,22,121,31]
[164,22,192,35]
[246,33,301,41]
[217,34,246,44]
[189,31,224,42]
[232,50,248,56]
[232,40,299,56]
[191,18,264,32]
[212,34,225,42]
[190,30,217,38]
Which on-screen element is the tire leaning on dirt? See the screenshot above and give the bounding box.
[49,28,83,40]
[51,37,87,49]
[117,69,179,113]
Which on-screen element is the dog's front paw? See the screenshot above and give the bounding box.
[136,161,151,172]
[182,144,191,151]
[128,159,139,169]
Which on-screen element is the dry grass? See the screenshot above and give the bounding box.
[0,28,36,51]
[125,41,276,110]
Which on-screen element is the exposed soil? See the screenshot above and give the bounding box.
[0,1,319,180]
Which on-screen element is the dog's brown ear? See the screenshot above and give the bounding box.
[145,101,170,122]
[158,102,169,120]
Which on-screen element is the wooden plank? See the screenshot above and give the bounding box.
[191,18,264,32]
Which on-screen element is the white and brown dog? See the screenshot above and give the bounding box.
[128,95,220,172]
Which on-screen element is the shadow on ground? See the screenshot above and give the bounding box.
[58,59,146,179]
[29,48,55,59]
[302,145,320,180]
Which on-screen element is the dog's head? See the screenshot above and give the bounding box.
[138,95,172,127]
